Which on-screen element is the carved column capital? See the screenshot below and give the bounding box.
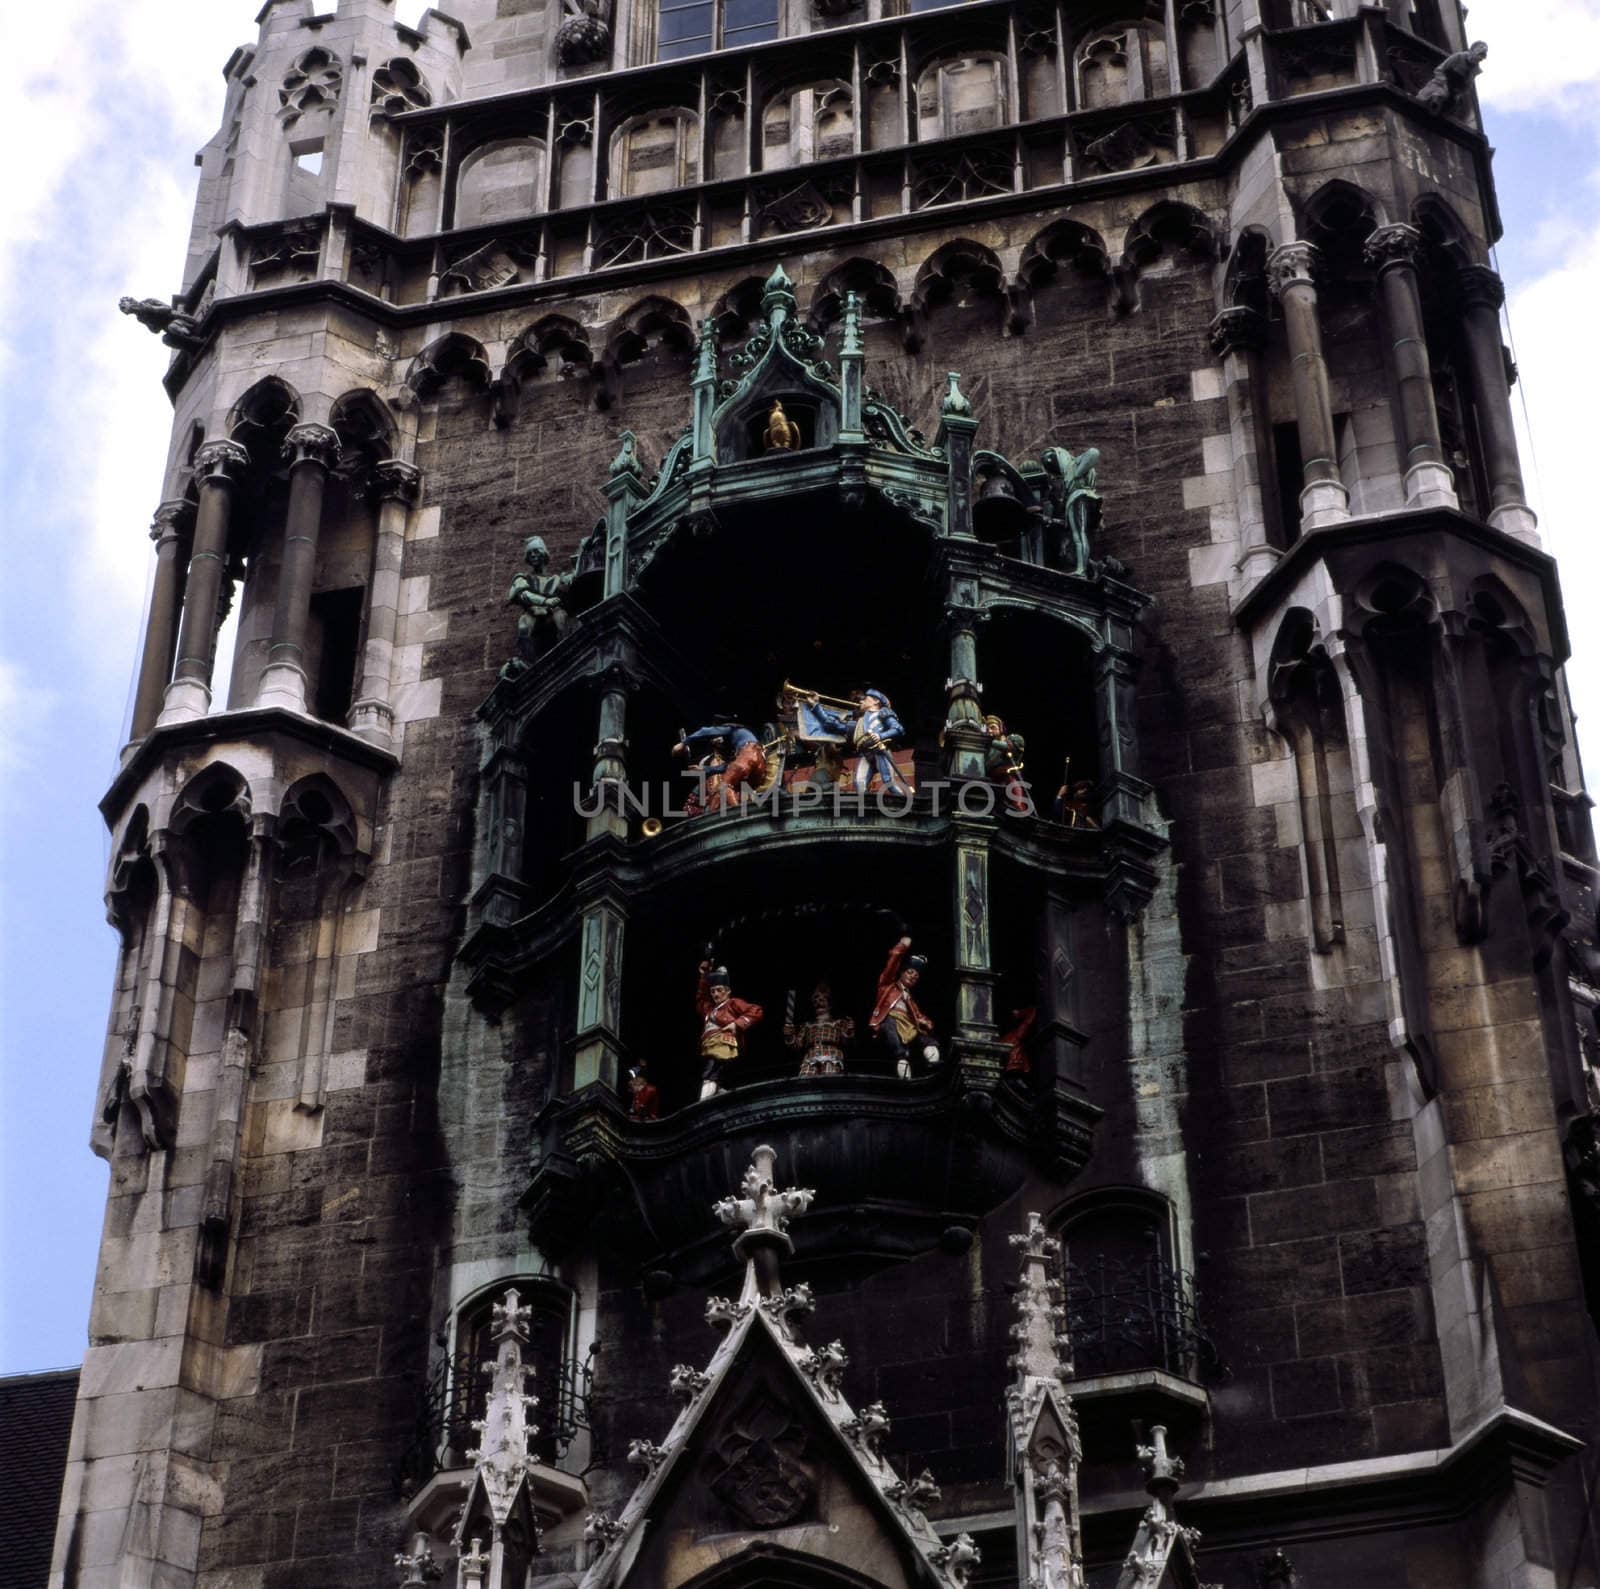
[1208,305,1268,358]
[192,438,249,484]
[1266,241,1321,297]
[149,499,193,543]
[1363,222,1426,274]
[281,421,341,472]
[1458,264,1506,313]
[371,458,422,505]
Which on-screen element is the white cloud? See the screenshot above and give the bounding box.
[1468,0,1600,113]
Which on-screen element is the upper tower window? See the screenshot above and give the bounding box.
[657,0,778,60]
[1076,22,1170,107]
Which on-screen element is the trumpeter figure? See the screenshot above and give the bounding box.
[804,687,909,797]
[696,960,764,1099]
[869,936,939,1078]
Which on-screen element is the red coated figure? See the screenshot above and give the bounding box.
[628,1066,661,1120]
[696,960,764,1099]
[869,936,939,1078]
[1000,1007,1036,1077]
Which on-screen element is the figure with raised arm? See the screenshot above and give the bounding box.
[869,936,939,1078]
[673,722,767,811]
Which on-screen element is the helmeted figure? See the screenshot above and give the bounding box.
[502,535,573,677]
[674,723,767,811]
[696,961,764,1099]
[870,936,939,1078]
[785,982,855,1077]
[628,1066,661,1120]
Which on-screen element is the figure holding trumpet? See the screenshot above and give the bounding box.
[787,681,910,797]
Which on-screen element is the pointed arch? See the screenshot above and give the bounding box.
[1121,200,1215,273]
[1222,224,1273,313]
[1300,179,1382,274]
[1411,194,1481,270]
[808,257,903,331]
[226,376,301,461]
[403,331,493,402]
[605,295,695,365]
[505,314,595,384]
[329,389,396,464]
[710,275,769,343]
[1019,218,1111,289]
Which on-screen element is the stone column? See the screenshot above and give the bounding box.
[256,422,341,712]
[1458,265,1539,544]
[1208,306,1277,584]
[574,882,627,1092]
[1365,223,1457,510]
[953,822,998,1049]
[130,501,193,739]
[160,440,248,724]
[588,662,633,842]
[1267,241,1350,531]
[348,458,421,745]
[942,591,987,780]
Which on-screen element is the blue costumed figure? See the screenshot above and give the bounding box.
[801,688,908,796]
[673,723,767,811]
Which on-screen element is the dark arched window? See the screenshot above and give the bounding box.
[1059,1193,1217,1381]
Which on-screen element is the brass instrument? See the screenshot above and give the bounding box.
[640,816,664,838]
[782,678,860,712]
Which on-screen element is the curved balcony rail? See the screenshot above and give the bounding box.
[1064,1248,1226,1385]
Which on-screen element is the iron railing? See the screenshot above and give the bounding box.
[1063,1249,1225,1384]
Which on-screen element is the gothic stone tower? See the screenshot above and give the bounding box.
[56,0,1600,1583]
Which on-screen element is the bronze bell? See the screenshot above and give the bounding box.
[972,471,1033,541]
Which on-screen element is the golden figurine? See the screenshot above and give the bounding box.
[763,399,800,452]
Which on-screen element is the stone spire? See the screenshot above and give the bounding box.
[451,1288,542,1589]
[1007,1212,1084,1589]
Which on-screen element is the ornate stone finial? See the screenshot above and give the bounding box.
[453,1287,541,1546]
[1208,305,1268,360]
[712,1145,815,1298]
[760,1282,816,1334]
[941,370,972,419]
[394,1532,441,1586]
[1137,1425,1184,1493]
[458,1538,490,1587]
[282,421,341,472]
[888,1468,942,1513]
[1009,1211,1084,1589]
[704,1294,752,1330]
[930,1533,982,1585]
[1363,222,1426,274]
[761,262,799,326]
[1266,241,1321,298]
[1008,1212,1071,1383]
[609,429,643,478]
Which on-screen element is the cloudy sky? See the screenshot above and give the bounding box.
[2,1,1598,1371]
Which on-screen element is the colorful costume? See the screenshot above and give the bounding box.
[810,690,908,796]
[679,724,767,811]
[984,717,1030,813]
[786,987,854,1077]
[696,965,763,1098]
[869,939,938,1078]
[628,1069,661,1120]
